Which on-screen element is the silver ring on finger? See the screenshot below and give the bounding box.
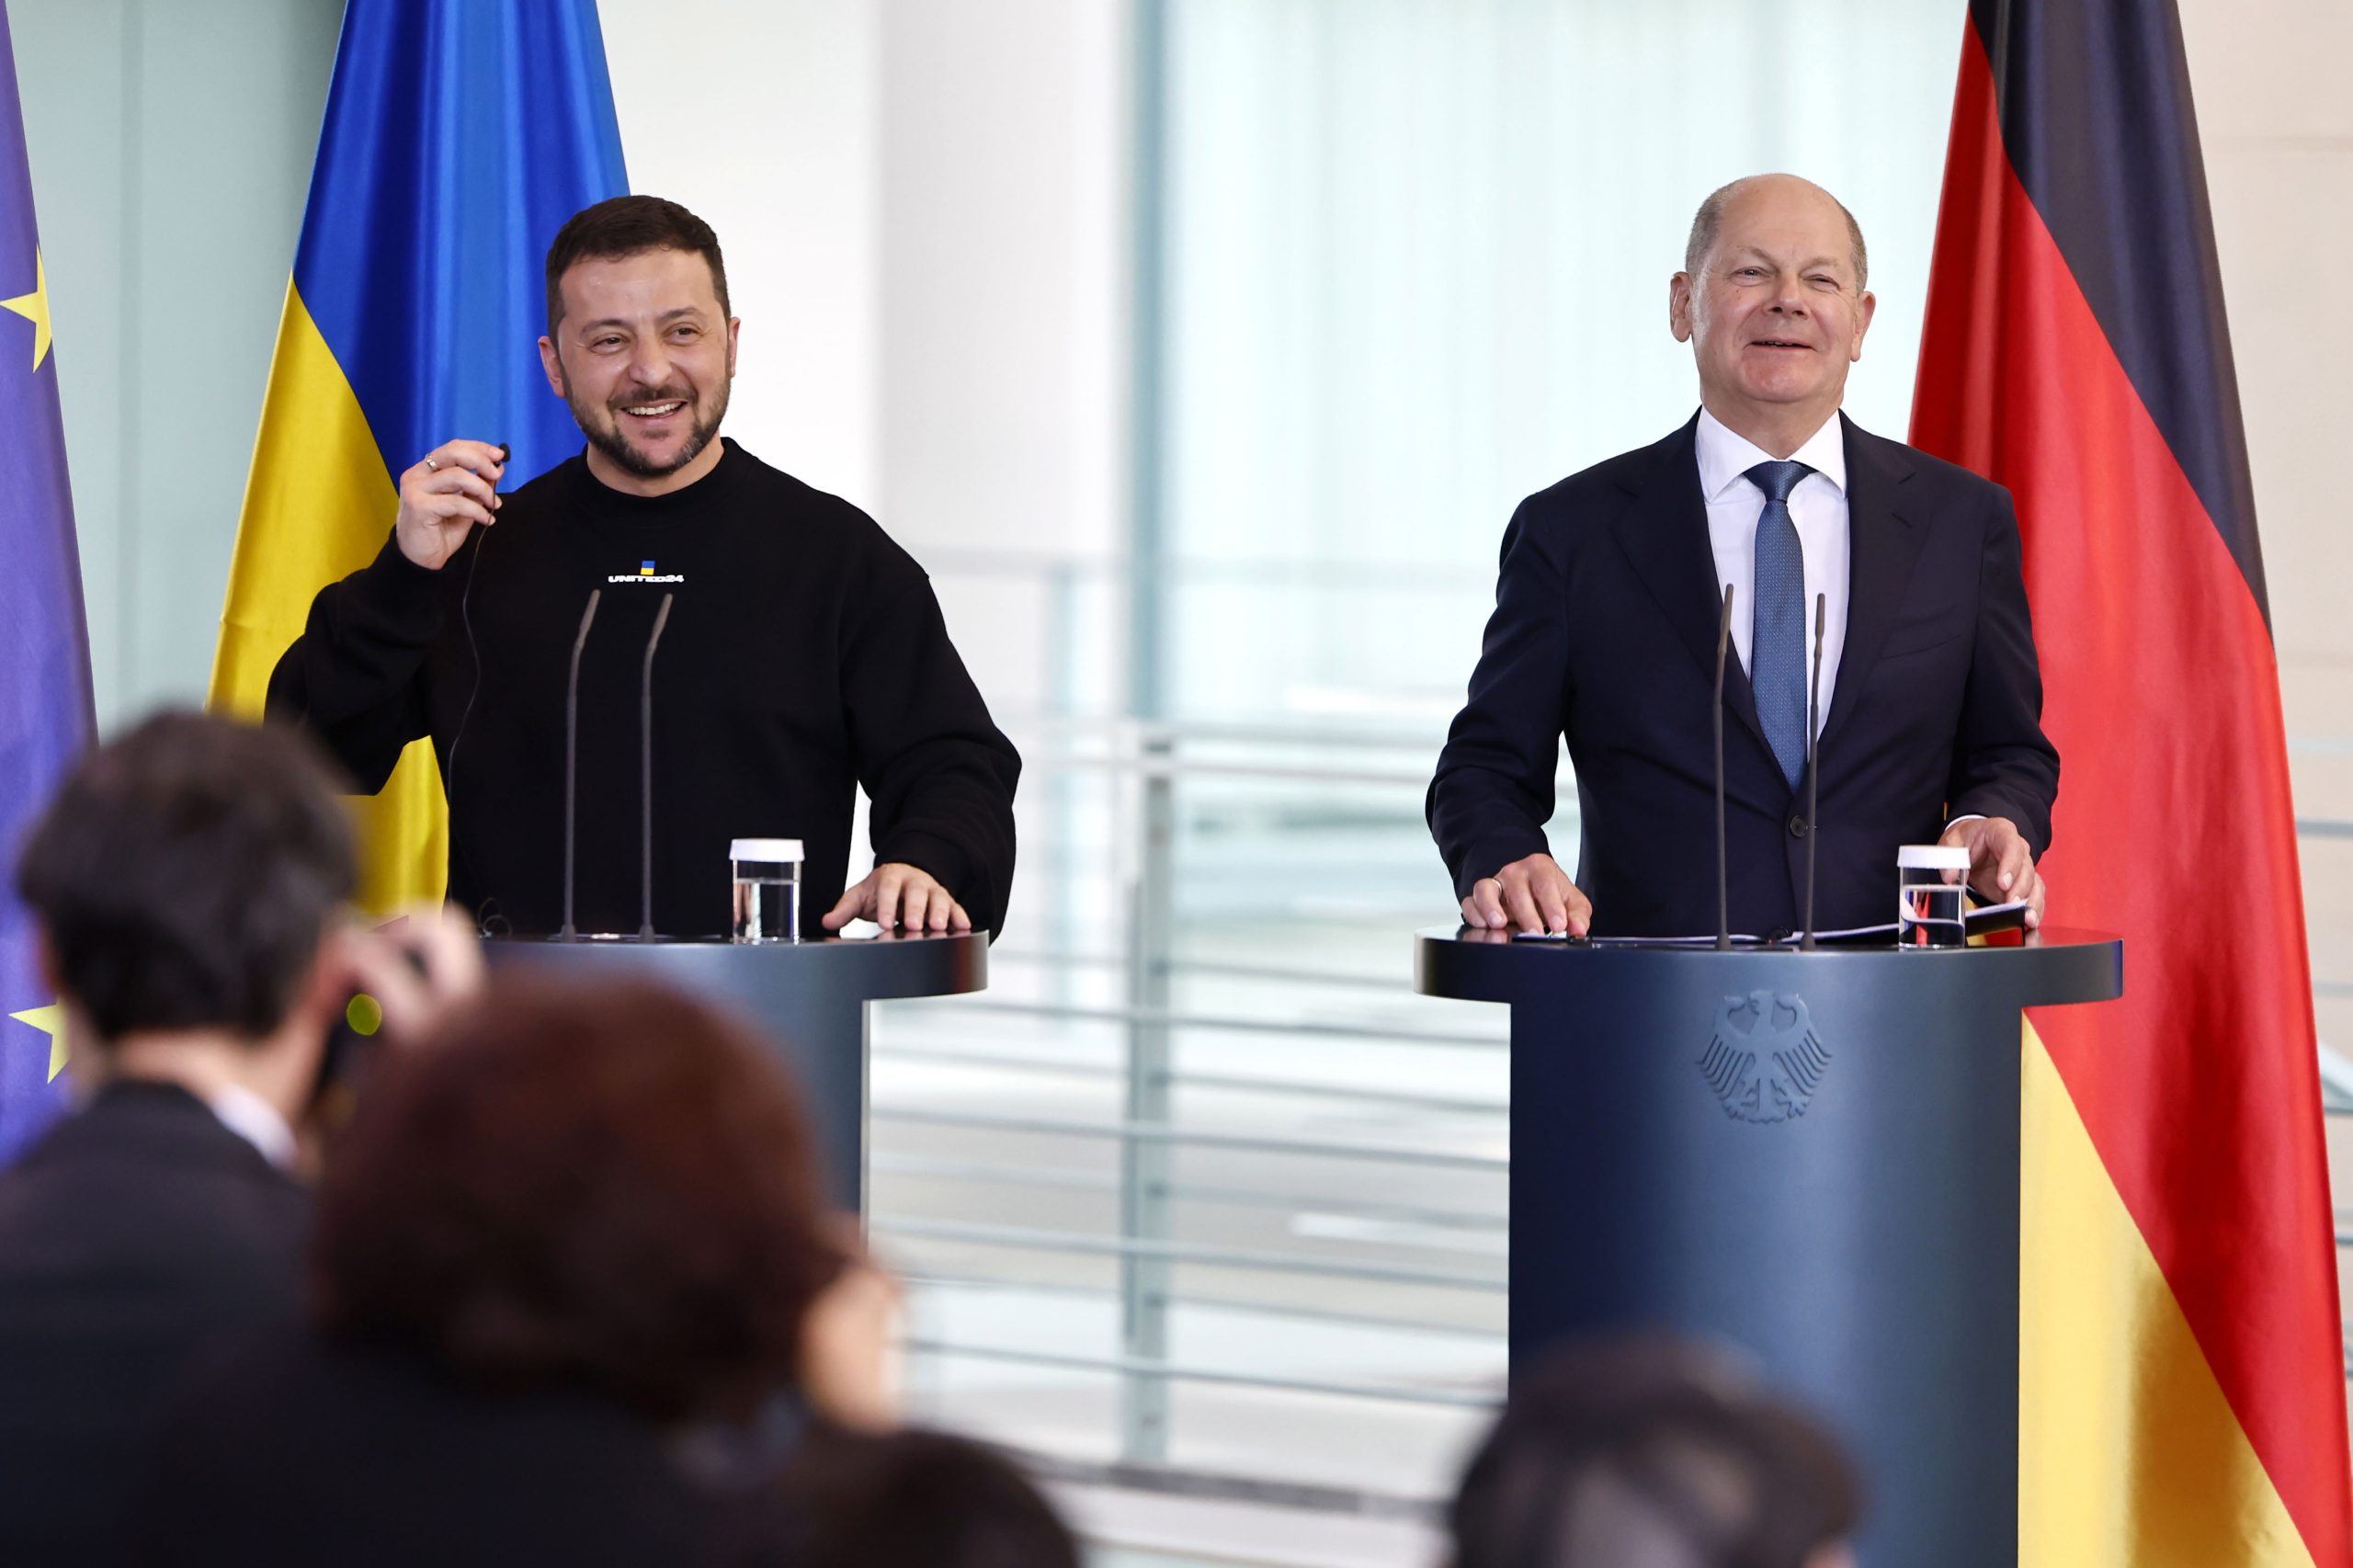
[423,456,439,472]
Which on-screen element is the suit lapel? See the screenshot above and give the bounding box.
[1608,415,1768,752]
[1821,415,1928,751]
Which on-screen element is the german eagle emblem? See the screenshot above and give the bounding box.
[1697,990,1831,1124]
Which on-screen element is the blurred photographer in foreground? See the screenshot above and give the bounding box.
[0,711,479,1567]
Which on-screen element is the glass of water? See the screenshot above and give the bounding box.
[1896,844,1970,949]
[730,837,804,943]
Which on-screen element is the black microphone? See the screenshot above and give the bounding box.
[1713,583,1735,951]
[1800,592,1825,951]
[637,593,675,941]
[559,589,601,941]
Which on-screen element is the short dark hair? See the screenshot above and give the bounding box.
[14,710,356,1043]
[310,976,843,1424]
[775,1426,1084,1568]
[544,195,731,337]
[1686,176,1869,292]
[1450,1336,1861,1568]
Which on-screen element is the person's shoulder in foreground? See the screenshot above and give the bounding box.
[0,713,355,1567]
[129,1334,731,1568]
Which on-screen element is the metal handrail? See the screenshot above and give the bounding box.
[923,547,1493,592]
[901,1337,1499,1410]
[873,1151,1507,1233]
[876,1041,1509,1116]
[898,1271,1504,1343]
[905,997,1503,1049]
[1009,712,1447,751]
[990,947,1419,993]
[1017,749,1444,788]
[873,1216,1506,1291]
[870,1106,1507,1171]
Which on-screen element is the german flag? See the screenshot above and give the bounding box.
[1910,3,2349,1562]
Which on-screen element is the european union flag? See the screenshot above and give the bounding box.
[0,2,96,1159]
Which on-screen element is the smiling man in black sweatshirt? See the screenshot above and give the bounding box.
[269,197,1019,940]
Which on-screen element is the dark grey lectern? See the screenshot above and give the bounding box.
[486,933,986,1209]
[1415,926,2120,1568]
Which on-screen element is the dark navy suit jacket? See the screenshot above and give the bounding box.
[0,1081,308,1567]
[1428,413,2059,938]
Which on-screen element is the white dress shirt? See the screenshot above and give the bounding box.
[1696,406,1848,741]
[1695,407,1985,833]
[205,1081,298,1170]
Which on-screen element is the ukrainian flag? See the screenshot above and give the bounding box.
[0,0,94,1157]
[209,0,626,911]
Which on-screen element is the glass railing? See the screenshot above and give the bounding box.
[871,716,1529,1505]
[870,710,2353,1501]
[876,559,2353,1501]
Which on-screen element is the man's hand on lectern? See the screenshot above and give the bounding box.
[1461,852,1591,936]
[395,439,507,570]
[823,862,972,935]
[1937,816,2045,928]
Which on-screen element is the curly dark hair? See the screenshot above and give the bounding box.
[309,976,843,1422]
[14,710,356,1043]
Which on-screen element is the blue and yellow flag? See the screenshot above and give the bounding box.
[0,1,95,1157]
[209,0,627,910]
[0,0,94,1149]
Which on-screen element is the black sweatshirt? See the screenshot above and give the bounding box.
[267,441,1020,938]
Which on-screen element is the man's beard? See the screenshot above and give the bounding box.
[570,379,732,479]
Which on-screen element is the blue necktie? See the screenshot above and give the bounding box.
[1747,460,1813,791]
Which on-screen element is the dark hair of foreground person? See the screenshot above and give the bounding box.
[310,975,846,1420]
[775,1424,1084,1568]
[15,710,356,1042]
[1449,1337,1860,1568]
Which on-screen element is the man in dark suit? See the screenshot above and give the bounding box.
[0,713,474,1565]
[1430,174,2057,938]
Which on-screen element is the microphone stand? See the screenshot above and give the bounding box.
[1713,584,1735,951]
[637,594,675,941]
[559,589,601,942]
[1800,593,1825,951]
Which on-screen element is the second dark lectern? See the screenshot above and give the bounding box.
[487,932,986,1209]
[1416,927,2120,1568]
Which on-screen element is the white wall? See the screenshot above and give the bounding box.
[2178,0,2353,1052]
[602,0,1129,723]
[877,0,1131,718]
[600,0,882,511]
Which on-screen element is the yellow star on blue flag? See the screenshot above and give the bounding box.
[0,246,48,369]
[8,1005,65,1083]
[0,7,97,1157]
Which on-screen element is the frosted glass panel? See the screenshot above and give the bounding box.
[1154,0,1961,723]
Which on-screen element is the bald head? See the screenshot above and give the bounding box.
[1687,175,1868,292]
